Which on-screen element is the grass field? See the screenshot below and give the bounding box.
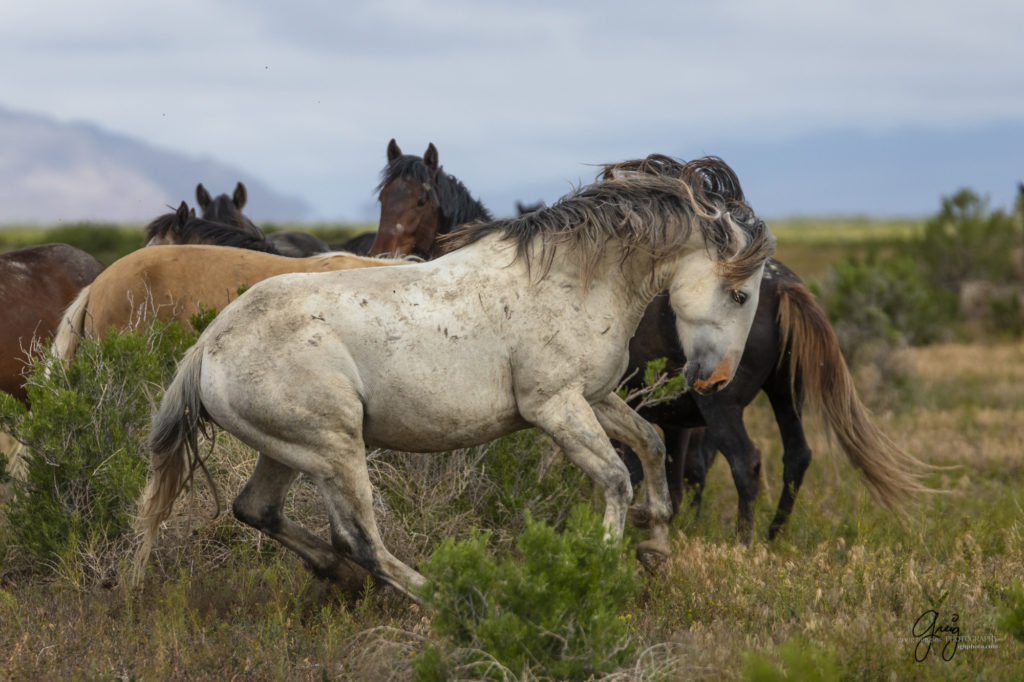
[2,218,1022,679]
[1,338,1020,679]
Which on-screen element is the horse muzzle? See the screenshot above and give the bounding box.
[684,355,736,395]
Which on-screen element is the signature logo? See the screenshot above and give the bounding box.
[913,609,960,662]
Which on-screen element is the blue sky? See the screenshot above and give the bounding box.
[2,1,1022,220]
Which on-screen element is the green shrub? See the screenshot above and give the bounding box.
[823,253,956,362]
[918,189,1023,289]
[0,322,196,579]
[821,186,1024,359]
[743,637,840,682]
[415,504,639,680]
[997,579,1024,645]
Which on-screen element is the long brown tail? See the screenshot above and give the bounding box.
[53,285,91,365]
[132,343,214,584]
[776,280,935,511]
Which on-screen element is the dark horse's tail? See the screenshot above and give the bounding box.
[776,280,935,510]
[132,344,216,584]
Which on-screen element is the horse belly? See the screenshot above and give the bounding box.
[361,370,528,452]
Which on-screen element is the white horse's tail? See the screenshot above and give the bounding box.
[132,343,216,584]
[53,285,91,365]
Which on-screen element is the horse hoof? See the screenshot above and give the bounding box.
[636,540,670,574]
[628,505,653,529]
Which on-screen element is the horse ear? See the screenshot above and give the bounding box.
[387,138,402,162]
[234,182,247,209]
[176,201,190,225]
[424,143,439,171]
[196,183,211,210]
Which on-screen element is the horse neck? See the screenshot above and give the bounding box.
[437,174,490,236]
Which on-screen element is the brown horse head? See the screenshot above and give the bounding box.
[371,139,491,260]
[372,140,443,258]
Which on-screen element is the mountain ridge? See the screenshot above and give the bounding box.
[0,106,311,224]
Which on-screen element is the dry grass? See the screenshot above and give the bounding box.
[1,340,1022,679]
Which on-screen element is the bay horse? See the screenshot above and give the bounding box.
[370,139,491,259]
[373,147,930,541]
[1,244,105,402]
[53,245,409,364]
[135,160,775,599]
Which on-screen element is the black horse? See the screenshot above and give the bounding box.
[144,201,280,253]
[375,143,928,540]
[194,181,331,257]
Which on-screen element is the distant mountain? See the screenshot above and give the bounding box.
[0,106,311,224]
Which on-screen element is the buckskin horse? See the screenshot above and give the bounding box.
[373,146,931,541]
[53,245,410,364]
[135,160,774,598]
[1,244,105,402]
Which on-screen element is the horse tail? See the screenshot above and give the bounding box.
[53,285,91,365]
[776,280,934,511]
[133,343,215,584]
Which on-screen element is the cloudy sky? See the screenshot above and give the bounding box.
[2,0,1023,220]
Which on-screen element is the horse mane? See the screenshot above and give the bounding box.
[444,156,774,287]
[143,208,281,254]
[375,154,492,235]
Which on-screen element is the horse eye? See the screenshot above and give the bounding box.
[416,197,427,207]
[731,290,748,305]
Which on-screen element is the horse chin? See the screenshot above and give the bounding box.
[685,355,736,395]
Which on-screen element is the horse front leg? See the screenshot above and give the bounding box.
[521,392,633,541]
[591,393,673,570]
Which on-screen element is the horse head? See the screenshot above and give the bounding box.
[371,139,443,258]
[195,181,262,240]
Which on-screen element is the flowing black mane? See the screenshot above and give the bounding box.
[444,156,774,287]
[376,154,492,236]
[144,204,282,254]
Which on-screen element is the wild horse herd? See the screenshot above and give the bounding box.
[0,141,933,598]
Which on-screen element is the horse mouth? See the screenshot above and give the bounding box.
[685,359,734,394]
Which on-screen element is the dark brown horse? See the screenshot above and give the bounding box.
[0,244,105,402]
[196,182,263,241]
[195,182,331,257]
[374,146,929,541]
[144,201,279,252]
[370,139,491,259]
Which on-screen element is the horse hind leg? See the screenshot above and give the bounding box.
[232,453,366,590]
[764,384,812,540]
[313,436,427,599]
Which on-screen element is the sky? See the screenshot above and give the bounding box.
[2,0,1023,221]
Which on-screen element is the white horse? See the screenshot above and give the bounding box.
[136,157,775,600]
